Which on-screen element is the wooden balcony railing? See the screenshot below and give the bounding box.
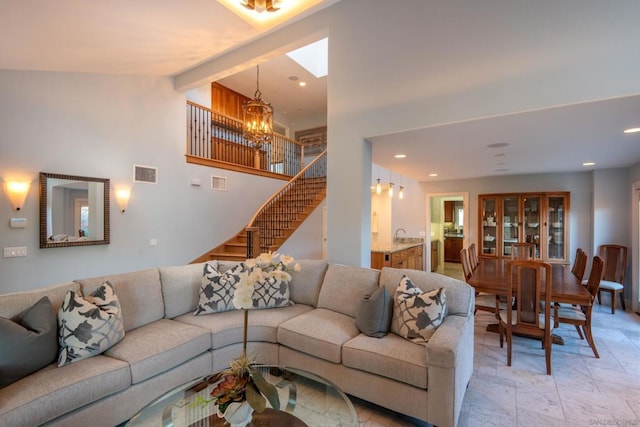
[186,101,306,178]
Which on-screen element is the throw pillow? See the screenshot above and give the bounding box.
[252,275,293,309]
[0,297,58,387]
[58,281,125,367]
[356,286,392,338]
[195,262,247,315]
[393,275,447,344]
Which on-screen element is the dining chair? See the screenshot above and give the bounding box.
[499,260,554,375]
[511,242,536,260]
[461,248,500,316]
[596,244,627,314]
[468,243,479,270]
[571,248,588,281]
[556,255,603,358]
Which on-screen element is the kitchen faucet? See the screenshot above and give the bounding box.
[394,228,406,241]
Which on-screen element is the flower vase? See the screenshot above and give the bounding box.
[218,401,254,427]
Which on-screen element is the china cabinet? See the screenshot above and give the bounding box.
[478,192,569,263]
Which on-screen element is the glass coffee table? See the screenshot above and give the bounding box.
[126,366,359,426]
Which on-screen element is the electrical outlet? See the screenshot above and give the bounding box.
[3,246,27,257]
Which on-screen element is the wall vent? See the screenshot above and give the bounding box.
[211,176,227,191]
[133,165,157,184]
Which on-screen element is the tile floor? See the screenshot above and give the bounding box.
[353,265,640,427]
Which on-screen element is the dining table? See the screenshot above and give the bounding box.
[467,257,592,344]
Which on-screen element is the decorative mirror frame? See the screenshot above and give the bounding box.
[39,172,110,248]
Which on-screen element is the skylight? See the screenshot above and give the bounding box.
[286,38,328,78]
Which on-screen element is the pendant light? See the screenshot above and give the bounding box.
[375,165,382,195]
[242,65,273,150]
[399,186,404,200]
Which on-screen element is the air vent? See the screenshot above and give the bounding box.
[211,176,227,191]
[133,165,157,184]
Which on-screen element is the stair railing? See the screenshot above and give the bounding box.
[246,150,327,257]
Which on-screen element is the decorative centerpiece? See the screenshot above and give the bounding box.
[200,252,301,426]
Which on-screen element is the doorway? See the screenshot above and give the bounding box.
[426,192,469,281]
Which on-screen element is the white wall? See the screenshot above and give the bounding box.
[0,70,288,293]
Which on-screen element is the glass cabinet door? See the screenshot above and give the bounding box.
[546,196,566,260]
[501,196,519,257]
[523,195,541,258]
[480,196,498,256]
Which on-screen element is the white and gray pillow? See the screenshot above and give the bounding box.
[252,275,292,309]
[195,262,247,315]
[393,275,446,344]
[58,281,125,366]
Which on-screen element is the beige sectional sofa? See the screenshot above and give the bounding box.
[0,260,474,427]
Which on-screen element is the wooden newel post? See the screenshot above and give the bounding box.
[246,227,260,259]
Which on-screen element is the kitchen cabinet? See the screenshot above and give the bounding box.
[478,192,569,263]
[444,201,455,222]
[371,243,424,270]
[431,241,439,272]
[444,236,463,263]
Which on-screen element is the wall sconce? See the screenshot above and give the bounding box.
[4,181,30,211]
[115,188,131,213]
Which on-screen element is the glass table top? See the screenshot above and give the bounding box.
[126,365,359,427]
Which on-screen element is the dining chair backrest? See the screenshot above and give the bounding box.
[511,242,536,260]
[460,248,472,282]
[585,255,604,298]
[571,248,588,281]
[468,243,479,270]
[506,260,552,329]
[598,244,627,284]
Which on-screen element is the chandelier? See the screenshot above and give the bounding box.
[241,0,281,13]
[242,65,273,150]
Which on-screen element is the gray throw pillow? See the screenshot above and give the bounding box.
[0,296,57,387]
[356,287,392,338]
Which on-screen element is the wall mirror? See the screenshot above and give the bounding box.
[39,172,110,248]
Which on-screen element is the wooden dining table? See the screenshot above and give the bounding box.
[467,257,592,344]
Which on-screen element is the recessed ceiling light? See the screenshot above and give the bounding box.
[299,81,306,87]
[487,143,510,148]
[429,173,438,177]
[583,162,596,166]
[624,127,640,133]
[288,75,298,81]
[394,154,406,158]
[494,153,506,157]
[496,168,510,172]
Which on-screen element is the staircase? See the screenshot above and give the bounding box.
[192,151,327,263]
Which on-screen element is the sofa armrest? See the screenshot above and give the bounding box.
[425,314,471,368]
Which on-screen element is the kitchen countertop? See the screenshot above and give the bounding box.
[444,233,464,238]
[371,241,424,254]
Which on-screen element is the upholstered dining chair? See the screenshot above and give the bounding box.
[556,255,603,358]
[468,243,479,270]
[511,242,536,260]
[461,248,499,316]
[595,244,627,314]
[499,260,554,375]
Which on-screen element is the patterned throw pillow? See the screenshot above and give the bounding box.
[195,262,247,315]
[252,275,293,309]
[58,281,124,366]
[393,275,446,344]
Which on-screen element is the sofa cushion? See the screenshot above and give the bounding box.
[0,281,80,319]
[174,304,313,350]
[317,264,380,318]
[58,281,125,366]
[393,276,446,344]
[288,259,328,307]
[195,262,247,315]
[380,267,473,317]
[75,268,164,332]
[0,355,130,427]
[0,297,58,387]
[160,261,209,318]
[104,319,211,384]
[277,308,360,363]
[343,333,428,389]
[355,286,393,338]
